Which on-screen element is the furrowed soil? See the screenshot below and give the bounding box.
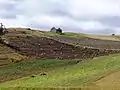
[0,43,25,67]
[50,36,120,49]
[1,28,120,60]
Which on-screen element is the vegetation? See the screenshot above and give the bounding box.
[7,28,120,41]
[0,28,120,90]
[0,54,120,89]
[0,43,25,66]
[0,59,77,83]
[40,31,86,38]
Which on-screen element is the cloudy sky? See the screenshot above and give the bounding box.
[0,0,120,34]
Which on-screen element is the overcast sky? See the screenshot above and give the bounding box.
[0,0,120,34]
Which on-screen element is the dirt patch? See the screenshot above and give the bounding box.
[1,29,120,60]
[91,70,120,90]
[2,34,120,60]
[50,36,120,49]
[0,29,120,83]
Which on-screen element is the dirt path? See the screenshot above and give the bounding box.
[84,70,120,90]
[95,70,120,90]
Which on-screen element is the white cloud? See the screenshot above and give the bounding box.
[66,0,120,18]
[0,15,27,28]
[113,27,120,34]
[0,0,120,34]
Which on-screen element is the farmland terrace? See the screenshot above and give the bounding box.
[0,28,120,60]
[50,36,120,49]
[1,28,120,87]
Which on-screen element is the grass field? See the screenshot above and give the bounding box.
[0,54,120,89]
[39,30,120,41]
[38,30,120,41]
[6,28,120,43]
[0,59,77,83]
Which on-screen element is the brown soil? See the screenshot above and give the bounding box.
[1,34,120,60]
[0,43,25,67]
[0,28,120,60]
[0,29,120,83]
[50,36,120,49]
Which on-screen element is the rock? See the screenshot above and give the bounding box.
[40,73,47,76]
[31,75,35,78]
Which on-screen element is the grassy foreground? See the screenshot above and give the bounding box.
[0,59,76,82]
[0,54,120,89]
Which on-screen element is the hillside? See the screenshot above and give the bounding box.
[0,28,120,65]
[0,43,25,67]
[0,28,120,89]
[0,54,120,89]
[1,28,120,60]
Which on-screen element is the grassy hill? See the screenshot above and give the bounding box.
[8,28,120,41]
[0,28,120,89]
[0,54,120,89]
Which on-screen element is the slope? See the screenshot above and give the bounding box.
[0,28,120,89]
[1,28,120,60]
[0,54,120,88]
[0,43,25,67]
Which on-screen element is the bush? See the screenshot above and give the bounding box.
[27,28,31,30]
[112,34,115,36]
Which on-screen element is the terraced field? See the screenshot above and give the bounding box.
[0,28,120,60]
[51,36,120,49]
[0,28,120,89]
[0,43,25,67]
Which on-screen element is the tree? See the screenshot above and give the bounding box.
[0,23,4,35]
[112,34,115,36]
[0,23,7,35]
[57,28,62,34]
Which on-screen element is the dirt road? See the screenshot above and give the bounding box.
[83,70,120,90]
[95,70,120,90]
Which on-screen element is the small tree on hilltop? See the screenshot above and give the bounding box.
[0,23,7,35]
[112,34,115,36]
[57,28,62,34]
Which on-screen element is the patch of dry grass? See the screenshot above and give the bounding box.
[0,43,26,66]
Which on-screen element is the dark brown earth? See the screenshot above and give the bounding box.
[50,36,120,49]
[0,29,120,60]
[1,34,120,60]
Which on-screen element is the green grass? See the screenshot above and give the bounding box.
[0,59,76,76]
[8,28,120,41]
[1,54,120,89]
[86,34,120,41]
[33,30,120,42]
[34,30,85,38]
[0,59,77,84]
[63,32,85,38]
[39,30,120,40]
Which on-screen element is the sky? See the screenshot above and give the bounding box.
[0,0,120,34]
